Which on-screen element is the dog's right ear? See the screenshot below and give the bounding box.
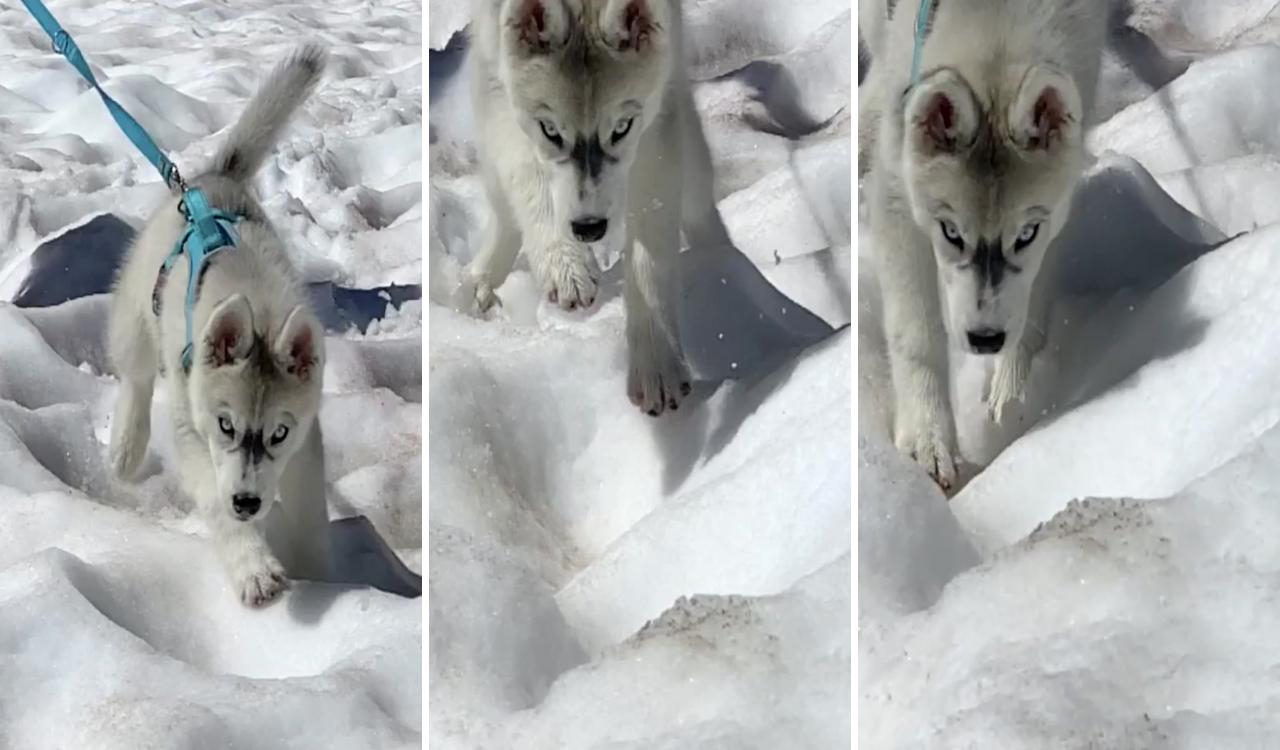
[502,0,569,56]
[201,294,255,368]
[905,69,980,157]
[1007,65,1082,153]
[272,304,323,384]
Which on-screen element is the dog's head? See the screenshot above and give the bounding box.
[902,65,1086,355]
[497,0,675,246]
[188,294,324,522]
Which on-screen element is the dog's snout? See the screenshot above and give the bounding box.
[966,329,1006,354]
[570,217,608,243]
[232,493,262,520]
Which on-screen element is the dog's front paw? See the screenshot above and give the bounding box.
[894,409,958,491]
[628,330,692,417]
[986,350,1030,423]
[234,554,289,607]
[536,242,599,311]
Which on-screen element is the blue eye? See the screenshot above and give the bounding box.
[611,117,634,144]
[1013,222,1040,252]
[270,425,289,445]
[218,416,235,437]
[939,220,964,249]
[539,120,563,148]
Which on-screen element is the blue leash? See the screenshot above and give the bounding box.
[21,0,241,372]
[909,0,936,86]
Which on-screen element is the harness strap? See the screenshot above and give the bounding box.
[21,0,182,190]
[161,189,242,372]
[909,0,937,88]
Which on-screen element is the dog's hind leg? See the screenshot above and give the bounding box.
[107,291,157,481]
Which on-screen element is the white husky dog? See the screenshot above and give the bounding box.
[861,0,1104,489]
[108,45,331,605]
[466,0,737,416]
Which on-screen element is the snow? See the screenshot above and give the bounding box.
[0,0,421,747]
[862,2,1280,745]
[428,0,851,746]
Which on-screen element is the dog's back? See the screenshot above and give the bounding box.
[115,45,327,373]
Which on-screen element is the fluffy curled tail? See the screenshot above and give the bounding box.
[858,0,891,178]
[211,43,328,181]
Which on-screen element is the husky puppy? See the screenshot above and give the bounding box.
[861,0,1104,488]
[108,45,331,606]
[467,0,740,416]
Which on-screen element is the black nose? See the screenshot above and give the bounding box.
[570,217,608,243]
[232,493,261,520]
[966,329,1006,354]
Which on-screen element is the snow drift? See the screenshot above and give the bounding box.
[428,0,852,746]
[861,3,1280,745]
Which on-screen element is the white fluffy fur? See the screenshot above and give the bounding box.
[465,0,738,416]
[861,0,1105,489]
[108,45,331,606]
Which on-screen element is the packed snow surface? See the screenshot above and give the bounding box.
[0,0,422,747]
[861,1,1280,745]
[428,0,852,746]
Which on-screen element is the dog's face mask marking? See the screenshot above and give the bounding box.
[500,0,673,246]
[190,295,323,521]
[903,65,1085,355]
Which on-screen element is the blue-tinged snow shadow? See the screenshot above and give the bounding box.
[12,213,421,336]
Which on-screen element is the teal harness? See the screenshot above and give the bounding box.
[21,0,242,372]
[910,0,937,87]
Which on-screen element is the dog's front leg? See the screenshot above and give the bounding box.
[483,126,599,310]
[466,167,523,314]
[178,427,287,606]
[274,422,332,581]
[520,198,600,312]
[874,209,959,490]
[210,510,289,607]
[625,118,692,416]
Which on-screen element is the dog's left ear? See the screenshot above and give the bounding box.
[603,0,666,54]
[1007,65,1082,153]
[273,305,324,383]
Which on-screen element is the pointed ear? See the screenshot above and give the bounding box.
[273,305,323,383]
[905,69,980,157]
[502,0,569,56]
[603,0,666,53]
[201,294,254,368]
[1007,65,1081,152]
